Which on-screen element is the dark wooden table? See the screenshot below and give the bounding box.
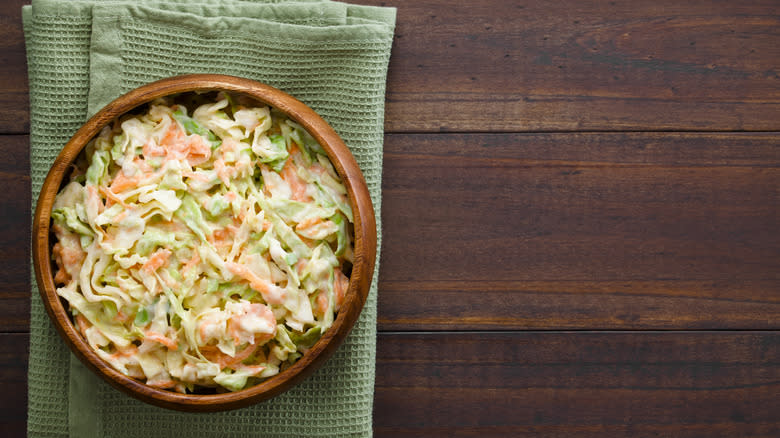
[2,0,779,436]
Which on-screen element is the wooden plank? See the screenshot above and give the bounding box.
[378,132,780,330]
[2,332,777,437]
[375,0,780,132]
[3,133,779,331]
[0,135,30,333]
[0,333,28,438]
[3,0,780,133]
[374,331,780,438]
[0,0,29,134]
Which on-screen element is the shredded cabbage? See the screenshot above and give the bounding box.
[51,92,354,393]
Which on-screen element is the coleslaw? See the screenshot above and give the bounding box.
[50,92,354,393]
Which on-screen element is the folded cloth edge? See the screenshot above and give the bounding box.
[24,1,394,436]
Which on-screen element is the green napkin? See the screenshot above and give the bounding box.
[23,0,394,436]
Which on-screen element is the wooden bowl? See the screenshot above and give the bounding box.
[32,74,377,412]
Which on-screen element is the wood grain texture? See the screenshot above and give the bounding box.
[373,0,780,132]
[2,332,778,438]
[0,135,30,332]
[0,0,29,134]
[373,331,780,438]
[4,0,780,435]
[3,0,780,133]
[0,334,27,438]
[378,132,780,330]
[3,133,778,331]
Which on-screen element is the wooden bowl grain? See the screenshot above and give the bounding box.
[32,74,377,412]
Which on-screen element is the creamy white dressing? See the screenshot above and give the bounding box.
[50,93,353,393]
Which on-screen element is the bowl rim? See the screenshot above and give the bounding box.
[31,74,377,412]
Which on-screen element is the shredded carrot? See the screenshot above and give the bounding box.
[214,157,237,186]
[295,259,307,275]
[146,379,177,389]
[98,185,129,208]
[200,342,259,369]
[226,320,275,347]
[278,143,311,201]
[142,140,165,158]
[108,345,138,361]
[75,314,90,334]
[315,291,329,317]
[182,250,201,272]
[160,122,184,148]
[225,262,286,305]
[113,310,131,323]
[210,227,235,249]
[281,158,311,202]
[296,216,322,231]
[48,98,358,393]
[198,315,221,344]
[109,171,139,193]
[226,341,260,367]
[144,331,178,351]
[135,156,151,169]
[86,185,105,214]
[142,248,172,274]
[54,269,69,285]
[333,268,349,310]
[185,134,211,166]
[236,364,267,376]
[111,210,129,224]
[52,242,69,285]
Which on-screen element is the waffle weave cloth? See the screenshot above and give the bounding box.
[23,1,394,436]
